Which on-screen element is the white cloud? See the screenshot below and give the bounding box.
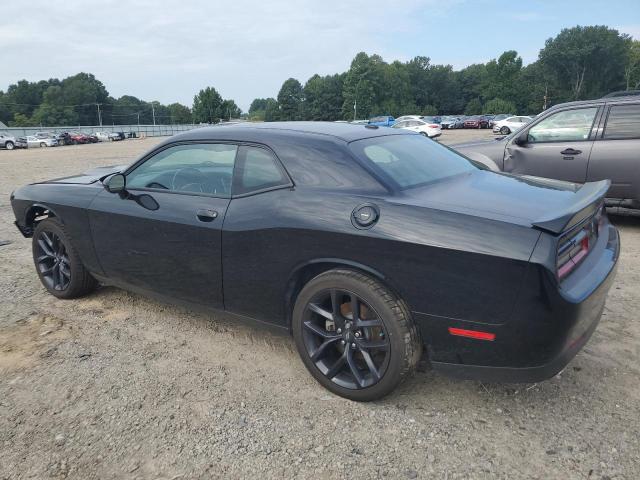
[617,24,640,39]
[0,0,453,110]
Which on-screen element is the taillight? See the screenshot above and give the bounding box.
[556,208,601,280]
[429,124,439,128]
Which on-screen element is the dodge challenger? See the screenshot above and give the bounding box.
[11,122,620,401]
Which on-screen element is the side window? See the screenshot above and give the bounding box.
[527,107,598,143]
[603,104,640,140]
[126,143,237,197]
[233,146,290,195]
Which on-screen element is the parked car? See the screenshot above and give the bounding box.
[11,122,619,401]
[16,135,58,148]
[488,114,513,128]
[0,133,16,150]
[94,132,110,142]
[368,115,395,127]
[463,116,489,129]
[440,116,461,129]
[395,115,423,123]
[452,94,640,211]
[55,132,74,146]
[86,134,99,143]
[109,131,126,141]
[68,133,91,144]
[393,118,442,138]
[492,116,532,135]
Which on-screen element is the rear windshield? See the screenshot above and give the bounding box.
[349,134,478,189]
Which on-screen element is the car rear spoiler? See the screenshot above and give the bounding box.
[531,179,610,235]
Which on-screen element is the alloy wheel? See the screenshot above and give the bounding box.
[35,231,71,291]
[301,289,390,390]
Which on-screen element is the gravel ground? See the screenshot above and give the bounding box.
[0,129,639,479]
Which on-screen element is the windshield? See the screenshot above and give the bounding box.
[349,134,478,189]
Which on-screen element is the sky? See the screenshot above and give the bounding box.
[1,0,639,111]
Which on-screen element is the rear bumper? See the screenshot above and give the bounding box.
[417,225,620,383]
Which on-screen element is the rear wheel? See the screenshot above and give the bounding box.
[292,269,421,401]
[32,218,98,299]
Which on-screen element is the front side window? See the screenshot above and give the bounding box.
[349,134,478,189]
[603,104,640,140]
[527,107,598,143]
[126,143,237,197]
[233,146,290,195]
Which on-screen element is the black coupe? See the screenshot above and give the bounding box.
[11,122,619,401]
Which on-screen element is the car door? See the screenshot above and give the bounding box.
[88,142,237,308]
[587,102,640,202]
[504,106,600,183]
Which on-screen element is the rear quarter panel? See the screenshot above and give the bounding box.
[222,186,540,328]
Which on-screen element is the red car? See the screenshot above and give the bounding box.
[69,133,91,144]
[463,116,489,129]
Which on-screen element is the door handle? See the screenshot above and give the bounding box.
[196,209,218,222]
[560,148,582,155]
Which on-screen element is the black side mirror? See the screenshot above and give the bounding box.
[105,173,126,193]
[513,132,528,146]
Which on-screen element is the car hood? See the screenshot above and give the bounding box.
[396,169,586,229]
[40,164,127,185]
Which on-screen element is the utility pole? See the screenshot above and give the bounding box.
[137,112,140,126]
[152,102,156,126]
[96,103,102,127]
[353,97,357,122]
[543,85,549,111]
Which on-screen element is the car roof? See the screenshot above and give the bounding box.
[165,121,409,144]
[547,94,640,111]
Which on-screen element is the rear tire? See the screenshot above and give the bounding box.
[292,269,422,401]
[32,218,98,299]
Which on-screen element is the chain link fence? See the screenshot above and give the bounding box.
[0,123,207,138]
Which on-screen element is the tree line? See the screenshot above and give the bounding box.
[2,25,639,127]
[249,25,640,121]
[0,74,241,127]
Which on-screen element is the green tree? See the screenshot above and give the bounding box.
[483,98,517,114]
[625,39,640,90]
[168,103,192,124]
[465,98,483,115]
[277,78,304,120]
[539,26,629,100]
[303,74,344,120]
[192,87,223,123]
[264,98,280,122]
[482,51,523,104]
[220,99,242,120]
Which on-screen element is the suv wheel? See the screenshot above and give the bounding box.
[5,141,14,150]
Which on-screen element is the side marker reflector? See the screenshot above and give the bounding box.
[448,327,495,341]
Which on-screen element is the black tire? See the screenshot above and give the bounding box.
[32,218,98,299]
[40,142,47,148]
[5,141,14,150]
[500,126,511,135]
[292,269,422,401]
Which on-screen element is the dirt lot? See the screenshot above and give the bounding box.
[0,129,639,479]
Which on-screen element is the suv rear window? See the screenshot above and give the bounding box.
[349,134,477,189]
[603,104,640,140]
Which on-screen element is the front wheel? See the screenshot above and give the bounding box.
[40,142,47,148]
[292,269,422,401]
[500,126,511,135]
[32,218,98,299]
[5,141,14,150]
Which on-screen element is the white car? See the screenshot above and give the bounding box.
[392,118,442,138]
[395,115,424,122]
[94,132,111,142]
[492,116,532,135]
[18,135,58,148]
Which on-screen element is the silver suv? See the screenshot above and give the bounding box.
[0,133,16,150]
[453,95,640,211]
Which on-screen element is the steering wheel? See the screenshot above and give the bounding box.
[171,167,204,192]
